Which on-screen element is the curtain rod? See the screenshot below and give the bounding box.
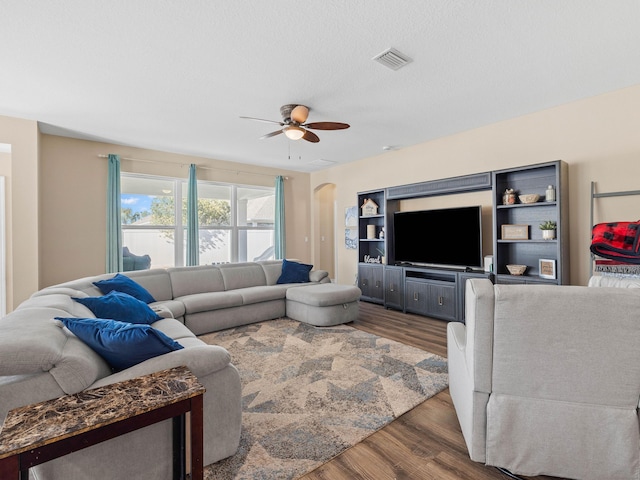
[97,154,289,179]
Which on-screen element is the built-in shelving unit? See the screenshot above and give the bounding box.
[356,160,570,322]
[492,160,569,285]
[357,189,396,304]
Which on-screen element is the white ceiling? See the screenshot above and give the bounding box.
[1,1,640,173]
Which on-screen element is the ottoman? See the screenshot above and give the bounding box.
[286,283,362,326]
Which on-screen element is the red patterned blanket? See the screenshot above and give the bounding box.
[590,221,640,264]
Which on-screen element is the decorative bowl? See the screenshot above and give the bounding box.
[506,264,527,275]
[518,194,540,204]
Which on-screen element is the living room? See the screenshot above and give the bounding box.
[1,3,640,479]
[2,80,640,309]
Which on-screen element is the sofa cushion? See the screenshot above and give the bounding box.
[73,291,163,324]
[219,262,267,290]
[237,285,288,305]
[150,318,196,341]
[93,273,156,304]
[178,291,244,314]
[277,259,313,284]
[124,269,174,301]
[285,283,361,306]
[258,260,284,286]
[168,265,225,297]
[57,317,184,371]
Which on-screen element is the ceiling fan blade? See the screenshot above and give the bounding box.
[240,116,284,126]
[302,130,320,143]
[303,121,350,130]
[259,129,284,140]
[290,105,309,123]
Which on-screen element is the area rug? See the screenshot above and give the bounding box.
[199,318,448,480]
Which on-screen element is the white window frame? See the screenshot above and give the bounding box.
[121,173,275,267]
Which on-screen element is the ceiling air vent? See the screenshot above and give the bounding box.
[372,48,412,71]
[309,159,337,167]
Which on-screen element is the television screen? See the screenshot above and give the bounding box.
[393,206,483,268]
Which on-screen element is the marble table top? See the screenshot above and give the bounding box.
[0,365,205,459]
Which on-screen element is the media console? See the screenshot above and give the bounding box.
[384,265,491,323]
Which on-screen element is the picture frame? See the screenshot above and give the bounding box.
[501,224,529,240]
[539,258,556,279]
[345,228,357,250]
[345,206,358,227]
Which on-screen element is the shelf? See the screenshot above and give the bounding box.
[360,214,384,219]
[360,238,384,242]
[497,239,557,244]
[496,202,556,209]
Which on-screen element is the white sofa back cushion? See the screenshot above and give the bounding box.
[168,265,225,297]
[218,262,267,290]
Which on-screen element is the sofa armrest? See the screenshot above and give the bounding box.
[310,269,329,283]
[87,345,231,389]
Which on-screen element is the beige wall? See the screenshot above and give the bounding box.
[311,84,640,287]
[39,135,312,288]
[3,83,640,304]
[0,115,39,309]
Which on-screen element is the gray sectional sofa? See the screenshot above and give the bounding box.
[0,259,336,480]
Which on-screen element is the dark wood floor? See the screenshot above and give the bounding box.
[299,301,559,480]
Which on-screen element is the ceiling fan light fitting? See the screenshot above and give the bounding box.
[283,125,305,140]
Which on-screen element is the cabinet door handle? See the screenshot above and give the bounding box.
[414,292,419,301]
[438,296,444,306]
[362,280,367,286]
[389,283,394,292]
[375,281,381,288]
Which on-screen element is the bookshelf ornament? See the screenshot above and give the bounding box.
[361,198,378,216]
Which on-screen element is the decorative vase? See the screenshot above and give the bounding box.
[366,225,376,239]
[503,192,516,205]
[542,229,555,240]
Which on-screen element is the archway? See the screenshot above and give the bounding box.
[313,183,336,280]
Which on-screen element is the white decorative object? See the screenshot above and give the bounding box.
[484,255,494,273]
[545,185,556,202]
[364,255,382,264]
[366,225,376,239]
[542,229,555,240]
[506,264,527,275]
[361,198,379,216]
[518,193,539,204]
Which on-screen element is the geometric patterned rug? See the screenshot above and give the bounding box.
[199,318,448,479]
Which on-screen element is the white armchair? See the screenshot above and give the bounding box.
[447,279,640,480]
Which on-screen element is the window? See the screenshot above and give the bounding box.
[121,173,275,268]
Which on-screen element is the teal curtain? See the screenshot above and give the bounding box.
[106,154,123,273]
[186,164,199,266]
[274,175,285,259]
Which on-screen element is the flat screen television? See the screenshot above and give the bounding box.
[393,206,483,269]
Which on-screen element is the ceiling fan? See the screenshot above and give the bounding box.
[240,104,350,143]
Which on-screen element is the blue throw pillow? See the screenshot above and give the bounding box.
[93,273,156,304]
[57,317,183,371]
[73,291,162,325]
[277,259,313,284]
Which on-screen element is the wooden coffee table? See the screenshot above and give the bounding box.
[0,365,205,480]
